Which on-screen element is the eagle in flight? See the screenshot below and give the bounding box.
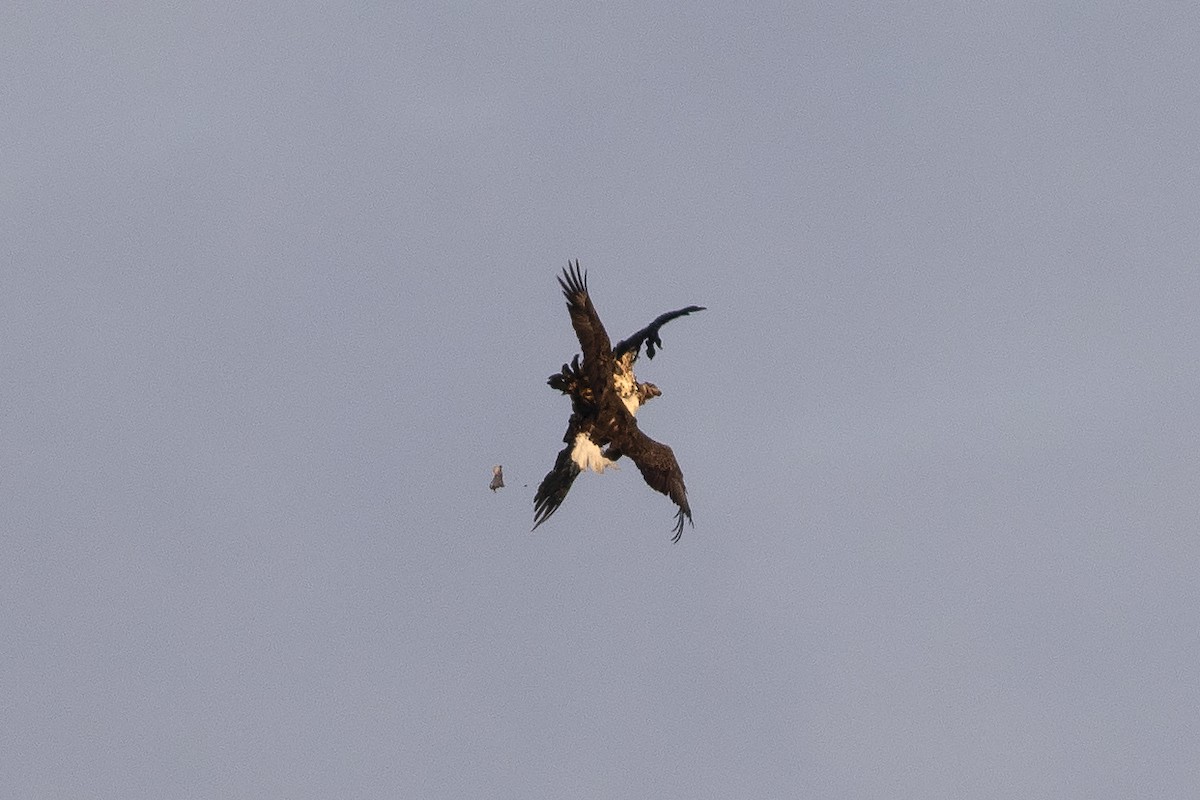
[533,261,704,541]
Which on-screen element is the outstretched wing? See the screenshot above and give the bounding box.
[613,305,706,360]
[532,443,582,530]
[558,261,614,396]
[613,423,693,542]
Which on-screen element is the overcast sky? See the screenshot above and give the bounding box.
[4,2,1198,797]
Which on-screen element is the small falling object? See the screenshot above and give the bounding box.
[490,465,505,492]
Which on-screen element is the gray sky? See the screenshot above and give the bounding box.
[4,2,1198,797]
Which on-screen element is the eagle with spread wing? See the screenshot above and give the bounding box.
[533,261,703,541]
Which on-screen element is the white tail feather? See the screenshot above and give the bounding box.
[571,432,617,474]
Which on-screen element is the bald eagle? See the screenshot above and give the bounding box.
[534,261,704,541]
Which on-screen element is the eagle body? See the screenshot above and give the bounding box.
[533,261,703,541]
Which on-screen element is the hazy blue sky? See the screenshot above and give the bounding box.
[4,2,1198,797]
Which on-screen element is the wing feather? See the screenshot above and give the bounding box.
[613,423,693,542]
[532,444,581,530]
[558,261,614,397]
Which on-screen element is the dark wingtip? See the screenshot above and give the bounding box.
[558,260,588,299]
[532,498,554,531]
[670,507,693,543]
[532,489,567,532]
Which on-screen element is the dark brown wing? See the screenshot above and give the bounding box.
[612,422,693,542]
[558,261,614,397]
[532,442,581,531]
[613,305,706,360]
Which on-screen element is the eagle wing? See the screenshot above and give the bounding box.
[613,305,706,360]
[532,441,582,530]
[612,422,693,542]
[558,261,615,397]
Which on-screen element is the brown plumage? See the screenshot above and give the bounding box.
[533,261,701,541]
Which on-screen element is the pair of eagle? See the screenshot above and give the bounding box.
[532,261,703,541]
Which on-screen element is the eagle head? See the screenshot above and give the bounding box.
[637,382,662,403]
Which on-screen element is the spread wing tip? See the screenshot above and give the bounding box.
[532,446,581,531]
[558,260,587,298]
[670,506,693,543]
[532,498,562,531]
[532,495,562,531]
